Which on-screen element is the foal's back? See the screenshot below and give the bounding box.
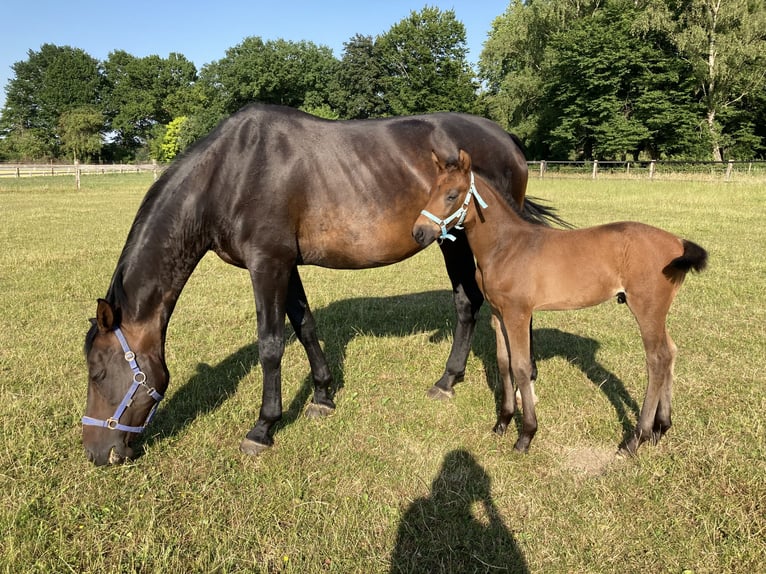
[505,220,690,311]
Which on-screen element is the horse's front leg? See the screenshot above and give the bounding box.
[240,263,292,456]
[285,266,335,418]
[428,233,483,399]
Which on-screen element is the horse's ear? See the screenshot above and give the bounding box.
[95,299,120,333]
[458,149,472,172]
[431,150,446,171]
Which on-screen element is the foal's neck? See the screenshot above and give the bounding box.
[463,174,536,262]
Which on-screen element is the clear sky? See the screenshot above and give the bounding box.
[0,0,509,110]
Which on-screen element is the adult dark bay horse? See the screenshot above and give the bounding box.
[82,103,556,466]
[413,150,707,455]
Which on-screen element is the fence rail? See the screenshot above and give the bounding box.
[0,162,163,179]
[2,160,766,184]
[529,159,766,181]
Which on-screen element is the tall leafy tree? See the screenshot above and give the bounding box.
[331,34,388,119]
[58,105,103,162]
[376,7,477,115]
[102,51,196,153]
[0,44,101,158]
[672,0,766,159]
[199,37,338,116]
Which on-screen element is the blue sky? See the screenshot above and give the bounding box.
[0,0,509,109]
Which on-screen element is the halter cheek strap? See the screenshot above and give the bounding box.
[420,171,489,242]
[81,327,163,434]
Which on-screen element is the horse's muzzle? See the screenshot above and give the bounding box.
[85,441,133,466]
[412,224,438,248]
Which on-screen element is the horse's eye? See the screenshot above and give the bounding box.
[447,193,459,202]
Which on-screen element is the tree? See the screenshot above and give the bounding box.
[375,7,477,115]
[199,37,338,116]
[672,0,766,159]
[102,51,196,153]
[331,34,388,119]
[0,44,101,158]
[59,105,103,162]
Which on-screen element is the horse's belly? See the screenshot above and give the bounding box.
[299,235,422,269]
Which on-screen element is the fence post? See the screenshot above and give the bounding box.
[725,159,734,181]
[649,160,656,179]
[539,160,546,179]
[75,160,81,190]
[591,160,598,179]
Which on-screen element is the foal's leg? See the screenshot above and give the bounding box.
[500,310,538,452]
[491,314,516,436]
[623,299,677,454]
[428,234,483,399]
[240,261,292,456]
[285,266,335,418]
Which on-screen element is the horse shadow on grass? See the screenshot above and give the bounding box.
[138,290,640,455]
[390,448,529,573]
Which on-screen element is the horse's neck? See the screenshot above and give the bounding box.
[108,179,210,339]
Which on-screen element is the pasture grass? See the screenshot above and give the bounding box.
[1,174,764,573]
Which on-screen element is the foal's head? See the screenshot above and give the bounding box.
[412,149,478,247]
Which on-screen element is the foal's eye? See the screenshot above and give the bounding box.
[447,192,459,202]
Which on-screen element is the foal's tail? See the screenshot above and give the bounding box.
[663,240,708,283]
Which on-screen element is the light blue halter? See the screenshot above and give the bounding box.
[420,171,489,242]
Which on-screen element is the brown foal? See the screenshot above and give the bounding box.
[413,150,708,454]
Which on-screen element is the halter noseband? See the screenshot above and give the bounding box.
[420,171,489,242]
[81,327,163,434]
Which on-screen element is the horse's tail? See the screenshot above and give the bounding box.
[521,196,574,228]
[663,239,708,283]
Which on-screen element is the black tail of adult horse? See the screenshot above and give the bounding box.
[81,103,557,465]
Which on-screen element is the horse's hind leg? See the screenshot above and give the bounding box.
[491,314,516,436]
[623,300,677,454]
[285,267,335,418]
[428,234,483,399]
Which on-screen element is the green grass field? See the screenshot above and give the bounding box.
[1,174,764,573]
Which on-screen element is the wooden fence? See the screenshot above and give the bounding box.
[2,160,765,185]
[530,159,766,181]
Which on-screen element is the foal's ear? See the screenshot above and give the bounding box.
[458,149,472,172]
[95,298,121,333]
[431,150,447,171]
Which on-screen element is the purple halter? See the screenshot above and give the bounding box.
[81,327,163,433]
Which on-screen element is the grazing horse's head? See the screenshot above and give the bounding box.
[412,149,482,248]
[82,299,168,466]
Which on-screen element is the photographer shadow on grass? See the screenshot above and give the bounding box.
[390,448,530,573]
[138,290,639,455]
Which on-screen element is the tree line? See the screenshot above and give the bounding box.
[1,1,764,164]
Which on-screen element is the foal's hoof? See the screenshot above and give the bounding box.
[305,402,335,419]
[239,438,272,457]
[426,385,454,401]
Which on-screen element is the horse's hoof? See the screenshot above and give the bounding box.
[492,422,507,436]
[305,403,335,419]
[239,438,271,457]
[426,385,454,401]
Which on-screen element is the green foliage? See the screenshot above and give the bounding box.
[102,51,197,152]
[375,7,476,115]
[330,35,388,119]
[0,44,102,159]
[199,37,338,116]
[58,105,103,162]
[480,0,766,160]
